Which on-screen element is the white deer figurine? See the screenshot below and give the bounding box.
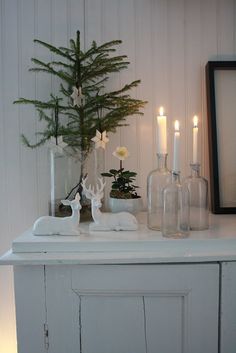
[82,177,138,231]
[33,193,82,236]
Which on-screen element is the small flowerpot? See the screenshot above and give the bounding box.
[108,197,143,214]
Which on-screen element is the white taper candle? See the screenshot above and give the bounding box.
[173,120,180,172]
[156,106,167,154]
[193,115,198,164]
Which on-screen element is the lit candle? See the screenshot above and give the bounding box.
[156,106,167,154]
[193,115,198,164]
[173,120,180,172]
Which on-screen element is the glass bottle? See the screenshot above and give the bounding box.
[49,148,80,217]
[162,171,190,238]
[147,153,171,230]
[183,163,209,230]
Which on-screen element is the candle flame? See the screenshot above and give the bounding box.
[174,120,180,131]
[159,106,164,116]
[193,115,198,127]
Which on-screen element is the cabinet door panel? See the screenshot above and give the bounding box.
[45,264,219,353]
[81,296,146,353]
[145,296,184,353]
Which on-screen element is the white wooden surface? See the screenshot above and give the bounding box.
[43,264,219,353]
[14,266,46,353]
[221,262,236,353]
[1,0,236,350]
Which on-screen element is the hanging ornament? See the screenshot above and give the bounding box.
[91,130,109,149]
[47,136,68,154]
[70,86,85,107]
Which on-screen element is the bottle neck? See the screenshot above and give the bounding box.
[190,163,200,178]
[157,153,168,170]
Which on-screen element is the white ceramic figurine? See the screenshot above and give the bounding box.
[82,177,138,231]
[33,193,81,236]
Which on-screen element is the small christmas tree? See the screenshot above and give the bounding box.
[14,31,146,165]
[14,30,147,215]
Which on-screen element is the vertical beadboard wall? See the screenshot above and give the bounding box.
[0,0,236,351]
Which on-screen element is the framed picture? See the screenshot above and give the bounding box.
[206,61,236,213]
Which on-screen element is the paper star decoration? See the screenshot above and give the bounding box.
[70,86,85,107]
[47,136,68,154]
[91,130,109,149]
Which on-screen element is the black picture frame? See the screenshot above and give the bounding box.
[206,61,236,214]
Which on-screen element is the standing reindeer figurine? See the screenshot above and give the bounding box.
[82,177,138,231]
[33,193,82,236]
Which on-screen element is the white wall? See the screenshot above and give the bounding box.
[0,0,236,351]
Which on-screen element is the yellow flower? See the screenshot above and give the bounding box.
[112,146,130,161]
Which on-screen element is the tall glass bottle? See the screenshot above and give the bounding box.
[162,171,190,238]
[147,153,171,230]
[183,163,209,230]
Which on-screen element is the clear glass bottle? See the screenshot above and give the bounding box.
[162,171,190,238]
[147,153,171,230]
[183,163,209,230]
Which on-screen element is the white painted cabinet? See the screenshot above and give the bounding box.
[4,215,236,353]
[14,264,219,353]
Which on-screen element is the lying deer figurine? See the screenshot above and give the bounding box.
[33,193,81,236]
[82,177,138,231]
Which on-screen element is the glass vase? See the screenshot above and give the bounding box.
[49,145,105,220]
[147,153,171,230]
[49,148,81,217]
[162,171,190,238]
[183,163,209,230]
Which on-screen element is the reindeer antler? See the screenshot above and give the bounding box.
[81,177,96,199]
[82,177,106,200]
[96,178,106,195]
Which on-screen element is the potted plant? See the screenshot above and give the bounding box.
[101,147,143,214]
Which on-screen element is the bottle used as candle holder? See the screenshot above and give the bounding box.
[147,153,171,230]
[162,171,190,238]
[183,163,209,230]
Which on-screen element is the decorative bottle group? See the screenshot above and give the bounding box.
[147,108,209,238]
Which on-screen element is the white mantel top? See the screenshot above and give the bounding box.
[1,213,236,265]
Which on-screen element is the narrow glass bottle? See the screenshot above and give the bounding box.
[147,153,171,230]
[162,171,190,238]
[183,163,209,230]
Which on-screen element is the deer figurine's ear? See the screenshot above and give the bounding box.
[61,199,71,206]
[75,193,81,201]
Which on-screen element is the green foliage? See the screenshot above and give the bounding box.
[101,168,140,199]
[14,30,147,164]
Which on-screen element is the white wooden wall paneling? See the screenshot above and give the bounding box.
[102,0,121,202]
[200,0,218,180]
[2,0,22,237]
[36,0,53,216]
[20,0,40,228]
[167,0,186,176]
[218,0,235,58]
[185,0,202,173]
[135,0,153,202]
[150,0,168,169]
[119,0,138,174]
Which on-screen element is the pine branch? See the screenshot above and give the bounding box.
[33,39,75,62]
